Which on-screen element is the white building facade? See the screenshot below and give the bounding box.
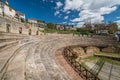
[0,0,25,21]
[16,11,25,22]
[0,1,16,18]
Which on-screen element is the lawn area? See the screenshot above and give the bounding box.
[84,56,120,65]
[43,28,92,35]
[96,52,120,57]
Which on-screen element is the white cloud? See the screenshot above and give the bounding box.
[66,11,71,14]
[58,14,62,18]
[76,22,85,27]
[64,0,120,26]
[72,10,104,23]
[56,2,63,9]
[100,7,117,15]
[64,16,69,19]
[116,16,120,19]
[115,20,120,28]
[64,0,83,12]
[54,11,60,16]
[62,22,67,24]
[54,0,120,26]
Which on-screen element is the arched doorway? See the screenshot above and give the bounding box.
[36,30,39,35]
[29,29,32,35]
[6,24,10,33]
[19,27,22,34]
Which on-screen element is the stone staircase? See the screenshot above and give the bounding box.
[0,32,28,51]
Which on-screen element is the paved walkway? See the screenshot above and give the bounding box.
[0,34,117,80]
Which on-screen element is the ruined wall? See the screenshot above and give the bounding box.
[0,16,40,35]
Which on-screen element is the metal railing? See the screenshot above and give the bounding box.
[63,47,100,80]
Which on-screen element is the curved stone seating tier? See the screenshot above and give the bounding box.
[0,32,29,52]
[0,33,119,80]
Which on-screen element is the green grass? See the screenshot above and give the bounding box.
[43,28,92,35]
[97,52,120,57]
[84,56,120,65]
[84,56,100,61]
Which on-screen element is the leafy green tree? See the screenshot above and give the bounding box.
[108,21,118,34]
[46,23,56,29]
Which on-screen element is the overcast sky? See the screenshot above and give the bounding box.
[8,0,120,27]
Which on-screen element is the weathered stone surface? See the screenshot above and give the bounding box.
[72,47,85,56]
[86,46,100,54]
[102,46,116,53]
[0,32,119,80]
[72,47,85,62]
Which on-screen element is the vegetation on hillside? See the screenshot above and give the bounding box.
[43,22,119,35]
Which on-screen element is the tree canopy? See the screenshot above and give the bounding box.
[46,23,56,29]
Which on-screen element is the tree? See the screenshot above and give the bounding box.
[46,23,56,29]
[108,21,118,34]
[83,22,92,31]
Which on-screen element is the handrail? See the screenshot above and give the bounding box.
[63,47,100,80]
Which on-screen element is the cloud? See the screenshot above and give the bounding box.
[64,0,120,27]
[99,6,117,15]
[54,0,120,27]
[66,11,71,14]
[115,20,120,28]
[64,16,69,19]
[64,0,83,12]
[58,14,62,18]
[76,22,85,27]
[62,22,67,24]
[116,16,120,19]
[56,2,63,9]
[54,11,60,16]
[71,10,104,23]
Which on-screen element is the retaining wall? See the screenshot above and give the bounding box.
[0,16,41,35]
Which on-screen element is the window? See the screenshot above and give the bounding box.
[9,8,12,11]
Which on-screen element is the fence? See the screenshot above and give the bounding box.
[63,47,100,80]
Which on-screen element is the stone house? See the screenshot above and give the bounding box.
[56,24,74,30]
[15,11,25,22]
[0,0,16,18]
[37,20,46,28]
[28,18,46,28]
[28,18,38,27]
[65,25,74,30]
[56,24,65,30]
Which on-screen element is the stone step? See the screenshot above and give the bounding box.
[0,32,27,38]
[33,43,52,80]
[0,41,19,51]
[39,42,72,80]
[0,31,26,35]
[0,43,21,80]
[25,42,55,80]
[0,32,27,43]
[0,38,23,42]
[1,43,33,80]
[0,40,37,80]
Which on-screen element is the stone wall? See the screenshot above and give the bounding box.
[0,16,41,35]
[102,46,120,53]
